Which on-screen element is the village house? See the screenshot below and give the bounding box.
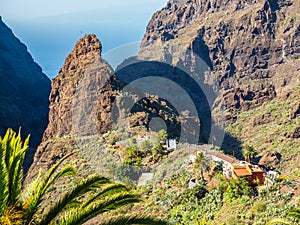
[204,150,239,178]
[188,149,266,186]
[166,139,176,150]
[231,161,265,185]
[163,139,177,153]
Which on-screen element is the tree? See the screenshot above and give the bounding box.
[151,130,168,158]
[288,207,300,220]
[140,140,153,155]
[154,130,168,145]
[242,145,257,163]
[193,152,211,180]
[0,129,168,225]
[124,145,140,166]
[223,177,251,201]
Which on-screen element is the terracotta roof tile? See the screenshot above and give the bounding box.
[234,168,251,176]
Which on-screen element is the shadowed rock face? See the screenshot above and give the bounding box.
[42,34,184,143]
[0,17,51,148]
[139,0,300,121]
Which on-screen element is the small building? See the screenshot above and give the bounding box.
[264,170,279,186]
[188,178,197,189]
[232,162,264,185]
[166,139,177,150]
[205,150,239,178]
[267,170,279,181]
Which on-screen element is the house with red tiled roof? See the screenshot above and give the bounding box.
[232,161,264,185]
[188,149,265,185]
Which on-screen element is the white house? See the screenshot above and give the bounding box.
[166,139,177,149]
[205,150,239,178]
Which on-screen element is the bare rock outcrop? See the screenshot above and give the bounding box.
[43,34,110,140]
[139,0,300,120]
[259,151,281,170]
[28,35,120,178]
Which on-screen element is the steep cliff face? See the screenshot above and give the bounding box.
[0,17,51,148]
[137,0,300,171]
[28,34,122,178]
[139,0,300,120]
[28,34,184,179]
[43,34,116,140]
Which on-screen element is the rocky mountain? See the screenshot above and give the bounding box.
[27,34,184,179]
[28,0,300,177]
[134,0,300,171]
[0,17,50,160]
[21,2,300,224]
[138,0,300,120]
[28,35,119,175]
[42,34,118,140]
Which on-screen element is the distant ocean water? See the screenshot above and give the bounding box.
[2,1,166,78]
[9,22,144,78]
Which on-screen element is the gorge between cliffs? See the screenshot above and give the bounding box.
[0,0,300,224]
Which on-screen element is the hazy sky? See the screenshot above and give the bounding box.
[0,0,167,77]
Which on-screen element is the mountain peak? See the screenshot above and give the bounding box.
[60,34,102,74]
[73,34,102,58]
[43,34,114,140]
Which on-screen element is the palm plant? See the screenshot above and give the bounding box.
[0,128,29,224]
[242,145,257,163]
[0,129,168,225]
[193,152,211,180]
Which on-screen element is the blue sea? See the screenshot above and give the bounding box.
[2,1,166,78]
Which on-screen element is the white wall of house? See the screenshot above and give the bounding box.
[166,139,176,149]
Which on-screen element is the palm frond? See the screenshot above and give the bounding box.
[82,183,128,208]
[8,137,28,205]
[0,206,24,225]
[37,152,75,194]
[21,169,43,204]
[0,135,9,216]
[23,153,75,224]
[0,129,29,208]
[267,218,290,225]
[58,193,140,225]
[50,165,77,185]
[39,174,110,225]
[94,193,141,213]
[288,208,300,219]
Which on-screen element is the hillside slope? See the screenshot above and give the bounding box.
[0,17,51,170]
